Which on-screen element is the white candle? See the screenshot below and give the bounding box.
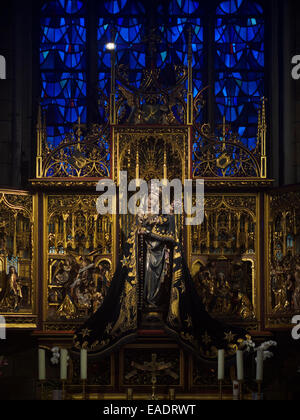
[80,349,87,381]
[256,350,264,381]
[60,349,68,381]
[218,350,225,381]
[236,350,244,381]
[38,349,46,381]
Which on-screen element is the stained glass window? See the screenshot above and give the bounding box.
[40,0,265,153]
[40,0,87,148]
[156,0,204,97]
[97,0,146,121]
[215,0,264,149]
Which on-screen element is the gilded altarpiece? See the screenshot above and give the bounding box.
[0,190,37,328]
[43,194,115,331]
[24,59,278,398]
[266,189,300,328]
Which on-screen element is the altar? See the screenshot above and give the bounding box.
[0,55,299,400]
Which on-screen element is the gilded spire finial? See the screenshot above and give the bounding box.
[187,25,193,125]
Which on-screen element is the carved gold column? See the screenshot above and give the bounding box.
[187,26,193,126]
[93,215,98,250]
[85,214,89,249]
[260,97,267,178]
[163,140,167,180]
[245,218,249,251]
[109,31,117,125]
[62,214,68,250]
[236,213,241,249]
[36,104,43,178]
[13,213,17,256]
[71,214,76,250]
[136,140,139,181]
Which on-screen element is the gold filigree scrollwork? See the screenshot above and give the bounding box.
[192,98,267,179]
[193,124,261,178]
[36,119,111,179]
[115,66,188,126]
[190,195,257,325]
[0,191,35,323]
[46,195,113,327]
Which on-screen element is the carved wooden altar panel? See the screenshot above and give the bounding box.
[188,193,260,330]
[265,189,300,328]
[0,190,38,328]
[42,194,116,331]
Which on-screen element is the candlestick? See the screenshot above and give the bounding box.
[219,380,223,401]
[80,349,87,381]
[218,349,225,381]
[40,380,46,401]
[61,380,66,400]
[82,379,86,400]
[256,350,264,382]
[60,349,68,381]
[38,348,46,381]
[238,380,244,401]
[256,380,262,400]
[236,350,244,381]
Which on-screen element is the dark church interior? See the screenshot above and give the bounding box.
[1,0,300,402]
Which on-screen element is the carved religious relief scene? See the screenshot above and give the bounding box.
[0,192,35,324]
[191,195,258,327]
[45,195,113,329]
[267,191,300,327]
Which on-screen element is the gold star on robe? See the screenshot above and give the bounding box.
[202,331,212,346]
[224,331,236,343]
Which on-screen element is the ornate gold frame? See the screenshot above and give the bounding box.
[0,189,38,328]
[42,193,117,331]
[264,191,300,329]
[187,192,261,330]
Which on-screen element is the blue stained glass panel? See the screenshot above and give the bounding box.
[98,15,146,105]
[40,1,87,148]
[215,0,264,149]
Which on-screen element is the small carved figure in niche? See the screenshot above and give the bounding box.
[194,264,217,313]
[0,266,23,311]
[231,262,254,319]
[70,257,94,311]
[273,270,293,313]
[237,292,255,320]
[215,272,232,313]
[200,269,215,311]
[54,256,74,286]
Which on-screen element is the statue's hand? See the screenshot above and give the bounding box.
[138,226,148,235]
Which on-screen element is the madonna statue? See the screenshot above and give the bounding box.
[74,198,250,362]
